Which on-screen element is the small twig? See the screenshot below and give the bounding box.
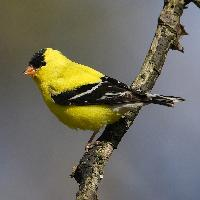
[72,1,198,199]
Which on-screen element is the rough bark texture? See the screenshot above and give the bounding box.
[71,1,199,199]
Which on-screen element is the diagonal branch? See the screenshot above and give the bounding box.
[71,1,198,199]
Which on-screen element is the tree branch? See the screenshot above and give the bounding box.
[71,1,198,199]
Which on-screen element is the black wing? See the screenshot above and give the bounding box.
[51,76,135,106]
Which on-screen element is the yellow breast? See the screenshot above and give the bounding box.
[46,101,121,131]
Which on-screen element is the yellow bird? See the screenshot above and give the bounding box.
[24,48,184,145]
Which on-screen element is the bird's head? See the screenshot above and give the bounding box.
[24,48,70,79]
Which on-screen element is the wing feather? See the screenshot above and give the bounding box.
[51,76,135,106]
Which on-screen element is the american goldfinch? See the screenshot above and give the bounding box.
[24,48,184,144]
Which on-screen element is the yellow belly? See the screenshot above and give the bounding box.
[46,102,121,131]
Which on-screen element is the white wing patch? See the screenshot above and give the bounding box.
[69,82,103,100]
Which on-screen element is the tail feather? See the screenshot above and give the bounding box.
[147,93,185,107]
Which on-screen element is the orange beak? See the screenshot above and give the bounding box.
[24,66,36,77]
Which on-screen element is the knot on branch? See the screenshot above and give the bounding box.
[171,23,188,52]
[71,165,83,184]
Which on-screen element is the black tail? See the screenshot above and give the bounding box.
[147,93,185,107]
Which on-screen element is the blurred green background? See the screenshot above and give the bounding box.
[1,0,200,199]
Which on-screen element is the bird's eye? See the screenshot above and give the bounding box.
[29,48,46,69]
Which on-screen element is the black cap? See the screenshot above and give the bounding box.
[29,48,47,69]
